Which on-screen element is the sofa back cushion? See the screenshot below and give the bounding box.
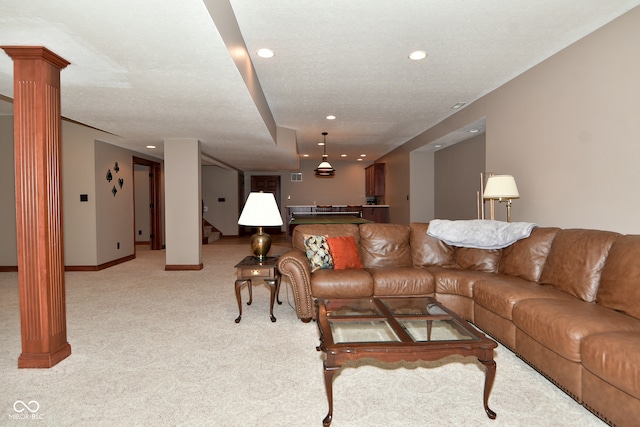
[453,247,501,272]
[596,235,640,319]
[409,223,455,267]
[292,224,360,251]
[539,229,620,302]
[359,223,412,268]
[498,227,560,282]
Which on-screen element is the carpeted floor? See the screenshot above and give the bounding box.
[0,243,606,426]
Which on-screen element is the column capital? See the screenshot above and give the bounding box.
[2,45,70,69]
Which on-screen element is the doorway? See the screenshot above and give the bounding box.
[133,157,162,250]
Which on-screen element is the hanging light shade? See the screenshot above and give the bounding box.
[315,132,336,177]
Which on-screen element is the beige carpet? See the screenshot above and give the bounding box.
[0,244,605,426]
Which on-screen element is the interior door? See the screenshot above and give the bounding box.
[249,175,282,235]
[133,157,162,250]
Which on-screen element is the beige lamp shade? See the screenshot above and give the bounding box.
[483,175,520,200]
[238,192,283,226]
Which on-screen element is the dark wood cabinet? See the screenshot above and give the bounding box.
[362,206,389,223]
[365,163,385,197]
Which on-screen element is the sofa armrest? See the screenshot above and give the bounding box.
[277,249,314,322]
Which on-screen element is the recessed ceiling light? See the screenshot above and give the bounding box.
[360,154,366,157]
[409,50,427,61]
[317,142,325,146]
[434,144,443,148]
[146,145,156,149]
[357,158,363,161]
[469,129,479,133]
[340,154,347,157]
[326,115,336,120]
[256,48,275,58]
[302,154,309,157]
[451,102,467,109]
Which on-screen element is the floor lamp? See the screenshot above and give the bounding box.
[483,175,520,222]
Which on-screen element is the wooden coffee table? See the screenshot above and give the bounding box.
[315,297,498,426]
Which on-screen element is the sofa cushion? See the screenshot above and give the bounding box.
[326,235,363,270]
[359,223,412,268]
[498,227,560,282]
[513,298,640,362]
[581,331,640,400]
[453,247,501,272]
[310,269,374,298]
[292,224,360,251]
[474,276,574,320]
[539,229,620,302]
[367,267,435,296]
[410,223,455,268]
[596,234,640,319]
[433,269,497,298]
[303,234,333,272]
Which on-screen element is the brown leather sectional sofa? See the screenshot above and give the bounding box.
[276,222,640,427]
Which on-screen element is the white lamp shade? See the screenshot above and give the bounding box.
[238,192,283,226]
[316,161,333,169]
[483,175,520,199]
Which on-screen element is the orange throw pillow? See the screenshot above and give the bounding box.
[326,236,363,270]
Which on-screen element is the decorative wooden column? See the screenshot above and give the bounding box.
[1,46,72,368]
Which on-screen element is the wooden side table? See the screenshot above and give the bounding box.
[234,255,281,323]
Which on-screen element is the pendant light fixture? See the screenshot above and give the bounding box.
[314,132,336,177]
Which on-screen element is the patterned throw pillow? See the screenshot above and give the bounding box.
[303,234,334,272]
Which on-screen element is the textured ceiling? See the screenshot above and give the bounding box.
[1,0,638,171]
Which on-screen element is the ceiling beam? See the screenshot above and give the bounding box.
[203,0,277,143]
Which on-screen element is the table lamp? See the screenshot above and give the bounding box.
[483,175,520,222]
[238,192,283,260]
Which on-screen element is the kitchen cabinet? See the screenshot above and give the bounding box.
[365,163,385,197]
[362,206,389,223]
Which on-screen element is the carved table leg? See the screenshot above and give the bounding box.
[247,280,253,306]
[234,279,250,323]
[275,275,282,305]
[322,362,340,426]
[265,278,278,322]
[479,358,497,419]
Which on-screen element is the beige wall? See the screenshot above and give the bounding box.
[134,166,151,242]
[243,157,371,232]
[409,150,434,223]
[202,166,240,236]
[434,134,485,220]
[94,141,136,264]
[62,121,101,265]
[0,115,16,266]
[1,116,163,267]
[378,145,412,224]
[381,6,640,233]
[265,158,369,207]
[164,138,202,266]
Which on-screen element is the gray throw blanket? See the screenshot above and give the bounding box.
[427,219,537,249]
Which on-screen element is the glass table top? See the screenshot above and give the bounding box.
[322,297,480,344]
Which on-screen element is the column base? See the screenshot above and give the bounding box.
[18,342,72,369]
[165,263,204,271]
